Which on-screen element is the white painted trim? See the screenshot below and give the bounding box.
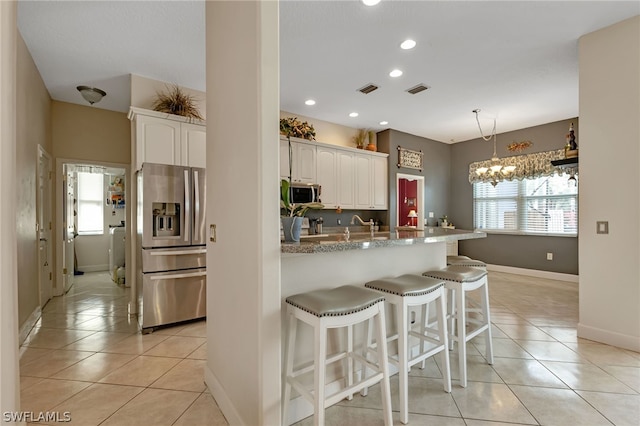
[577,323,640,352]
[78,265,109,273]
[487,264,579,283]
[18,306,41,346]
[204,365,243,426]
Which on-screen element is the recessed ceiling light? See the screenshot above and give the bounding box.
[400,39,416,50]
[379,121,388,126]
[362,0,381,6]
[389,69,403,78]
[305,99,316,106]
[349,112,359,118]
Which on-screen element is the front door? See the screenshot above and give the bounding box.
[62,167,76,293]
[37,146,53,306]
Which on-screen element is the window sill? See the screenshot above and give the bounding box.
[474,229,577,238]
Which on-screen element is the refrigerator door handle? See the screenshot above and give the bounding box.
[149,249,207,256]
[193,170,201,243]
[149,271,206,281]
[184,169,190,243]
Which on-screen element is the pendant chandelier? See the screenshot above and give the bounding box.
[473,109,515,186]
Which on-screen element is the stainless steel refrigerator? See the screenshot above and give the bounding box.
[136,162,206,332]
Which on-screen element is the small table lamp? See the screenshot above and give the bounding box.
[407,209,418,227]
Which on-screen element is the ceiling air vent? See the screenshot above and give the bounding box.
[358,83,379,94]
[406,84,429,95]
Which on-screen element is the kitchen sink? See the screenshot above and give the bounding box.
[309,232,391,244]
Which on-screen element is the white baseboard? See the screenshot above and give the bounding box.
[78,264,109,273]
[577,323,640,352]
[204,365,243,426]
[487,264,579,283]
[19,306,41,347]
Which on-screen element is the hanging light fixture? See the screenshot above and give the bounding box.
[76,86,106,105]
[473,109,515,186]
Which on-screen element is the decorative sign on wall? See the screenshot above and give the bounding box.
[397,146,423,171]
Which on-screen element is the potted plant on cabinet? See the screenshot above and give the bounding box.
[366,130,377,151]
[352,128,368,149]
[280,179,324,242]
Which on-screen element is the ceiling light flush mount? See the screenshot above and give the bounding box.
[362,0,381,6]
[400,39,416,50]
[473,109,515,186]
[349,112,359,118]
[305,99,316,106]
[379,121,388,126]
[389,69,403,78]
[76,85,106,105]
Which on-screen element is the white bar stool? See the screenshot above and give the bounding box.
[282,285,393,426]
[422,265,493,388]
[446,255,487,269]
[364,274,451,424]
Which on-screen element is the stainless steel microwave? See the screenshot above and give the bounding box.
[290,183,321,204]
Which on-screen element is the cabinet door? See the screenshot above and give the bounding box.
[316,146,337,209]
[279,138,291,180]
[354,153,372,209]
[136,115,181,169]
[293,142,317,183]
[181,123,206,168]
[336,150,355,209]
[371,155,388,209]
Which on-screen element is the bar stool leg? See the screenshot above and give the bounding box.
[397,301,410,425]
[360,318,373,397]
[346,325,354,400]
[282,307,297,426]
[456,289,467,388]
[481,283,494,364]
[419,303,428,370]
[314,321,327,426]
[436,291,452,392]
[376,303,393,426]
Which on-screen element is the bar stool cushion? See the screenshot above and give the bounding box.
[365,274,445,297]
[447,255,487,268]
[423,265,487,283]
[286,285,385,317]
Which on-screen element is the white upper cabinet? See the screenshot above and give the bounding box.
[280,137,317,183]
[181,123,207,169]
[355,152,388,210]
[278,135,388,210]
[129,107,206,170]
[316,146,338,209]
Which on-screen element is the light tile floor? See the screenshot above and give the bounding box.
[20,271,639,425]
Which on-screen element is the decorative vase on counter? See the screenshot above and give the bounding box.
[282,216,303,242]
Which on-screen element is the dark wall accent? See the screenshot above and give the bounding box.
[450,118,579,274]
[378,129,451,228]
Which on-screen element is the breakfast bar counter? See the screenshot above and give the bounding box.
[281,227,486,255]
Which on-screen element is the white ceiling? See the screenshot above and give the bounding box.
[17,1,639,143]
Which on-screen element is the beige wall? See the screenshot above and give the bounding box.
[16,32,52,327]
[130,74,206,119]
[52,101,130,163]
[578,16,640,351]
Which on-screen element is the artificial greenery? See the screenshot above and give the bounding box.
[280,117,316,140]
[152,85,203,120]
[352,128,368,148]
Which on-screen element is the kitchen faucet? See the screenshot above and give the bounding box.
[351,214,375,237]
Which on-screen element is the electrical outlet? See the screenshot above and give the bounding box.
[429,212,434,218]
[597,221,609,234]
[337,219,341,225]
[546,252,553,261]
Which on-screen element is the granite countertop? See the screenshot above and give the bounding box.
[281,227,486,255]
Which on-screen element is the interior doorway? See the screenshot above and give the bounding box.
[396,173,425,230]
[37,146,53,307]
[55,159,128,296]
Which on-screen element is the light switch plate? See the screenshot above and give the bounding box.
[596,221,608,234]
[429,212,434,218]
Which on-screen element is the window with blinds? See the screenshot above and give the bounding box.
[473,174,578,236]
[77,172,104,235]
